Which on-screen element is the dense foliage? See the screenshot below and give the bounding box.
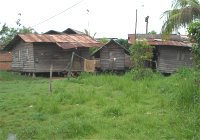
[130,40,154,69]
[129,39,154,79]
[188,20,200,69]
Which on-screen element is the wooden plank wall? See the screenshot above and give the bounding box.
[0,51,12,70]
[33,43,90,72]
[125,54,132,69]
[12,41,35,72]
[157,46,193,73]
[100,45,125,71]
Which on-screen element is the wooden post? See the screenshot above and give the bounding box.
[32,72,36,78]
[49,64,53,93]
[68,52,75,79]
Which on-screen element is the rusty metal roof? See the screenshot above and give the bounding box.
[147,40,192,47]
[18,34,98,43]
[5,34,102,50]
[128,34,192,47]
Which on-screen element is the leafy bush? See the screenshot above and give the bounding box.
[129,39,154,79]
[129,39,154,69]
[188,21,200,69]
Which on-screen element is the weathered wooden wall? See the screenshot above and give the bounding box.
[157,46,193,73]
[33,43,89,72]
[0,51,12,70]
[12,41,35,72]
[125,54,132,69]
[100,45,125,71]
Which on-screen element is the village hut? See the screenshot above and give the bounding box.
[128,34,193,73]
[4,34,101,75]
[92,39,130,71]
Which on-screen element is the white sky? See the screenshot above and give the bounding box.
[0,0,186,39]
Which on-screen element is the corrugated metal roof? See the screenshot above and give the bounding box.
[147,40,192,47]
[128,34,192,47]
[18,34,97,43]
[5,34,101,50]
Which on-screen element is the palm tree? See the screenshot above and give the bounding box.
[161,0,200,34]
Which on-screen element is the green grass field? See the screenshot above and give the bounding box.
[0,69,199,139]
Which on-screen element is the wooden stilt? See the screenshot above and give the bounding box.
[49,64,53,93]
[68,52,74,79]
[32,72,36,78]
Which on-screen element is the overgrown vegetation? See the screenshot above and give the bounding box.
[0,70,199,139]
[129,39,155,80]
[188,20,200,69]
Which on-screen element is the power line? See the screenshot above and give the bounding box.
[31,0,84,28]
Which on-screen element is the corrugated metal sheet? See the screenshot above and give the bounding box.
[18,34,98,43]
[5,34,102,50]
[147,40,192,47]
[128,34,192,47]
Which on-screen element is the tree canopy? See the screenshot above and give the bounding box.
[161,0,200,34]
[0,15,35,50]
[116,39,130,50]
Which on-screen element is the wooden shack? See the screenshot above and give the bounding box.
[92,39,130,71]
[0,51,12,71]
[128,34,193,73]
[4,34,101,75]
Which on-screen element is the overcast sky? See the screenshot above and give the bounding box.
[0,0,184,39]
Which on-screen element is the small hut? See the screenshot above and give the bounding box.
[92,39,130,71]
[4,34,101,75]
[128,34,193,73]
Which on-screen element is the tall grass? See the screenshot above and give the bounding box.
[0,70,200,139]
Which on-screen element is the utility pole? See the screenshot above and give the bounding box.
[145,16,149,34]
[135,9,138,41]
[87,9,90,35]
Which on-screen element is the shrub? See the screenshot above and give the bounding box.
[129,39,154,69]
[129,39,154,80]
